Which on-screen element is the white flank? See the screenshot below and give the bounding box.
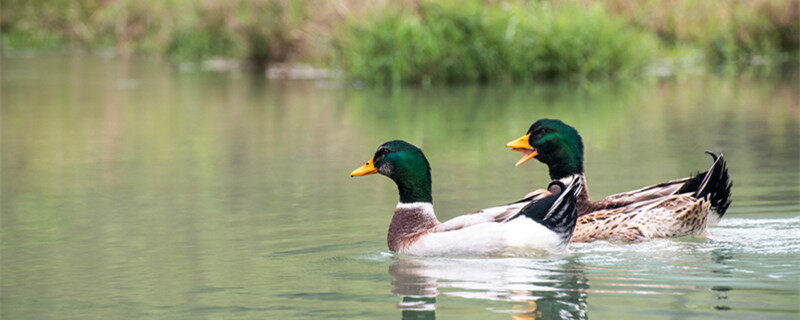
[404,217,567,257]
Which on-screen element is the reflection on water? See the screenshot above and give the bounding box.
[390,256,588,319]
[708,248,734,311]
[1,55,798,319]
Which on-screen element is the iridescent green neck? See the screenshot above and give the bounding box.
[542,149,584,180]
[394,172,432,203]
[383,149,433,203]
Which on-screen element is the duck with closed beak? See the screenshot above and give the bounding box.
[351,140,583,255]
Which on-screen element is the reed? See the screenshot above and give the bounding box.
[336,1,657,83]
[598,0,799,62]
[2,0,797,79]
[1,0,310,66]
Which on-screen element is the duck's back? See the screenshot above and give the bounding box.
[572,194,711,243]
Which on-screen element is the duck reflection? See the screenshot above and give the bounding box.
[709,248,735,311]
[389,256,588,319]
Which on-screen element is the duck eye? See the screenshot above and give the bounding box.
[375,148,388,161]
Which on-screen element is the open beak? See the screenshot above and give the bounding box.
[350,156,378,176]
[506,133,538,167]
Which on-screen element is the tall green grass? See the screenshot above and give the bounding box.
[337,1,658,83]
[2,0,796,77]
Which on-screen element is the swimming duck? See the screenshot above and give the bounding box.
[506,119,732,242]
[350,140,582,256]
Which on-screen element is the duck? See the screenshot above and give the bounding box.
[505,119,732,242]
[350,140,583,256]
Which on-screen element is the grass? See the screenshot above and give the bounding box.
[0,0,309,66]
[599,0,799,63]
[337,1,658,83]
[1,0,797,82]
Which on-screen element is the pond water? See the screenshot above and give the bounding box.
[2,55,798,319]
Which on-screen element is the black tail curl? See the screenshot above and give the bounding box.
[516,176,582,243]
[677,152,733,220]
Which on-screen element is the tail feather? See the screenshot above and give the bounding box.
[677,152,733,221]
[516,176,582,243]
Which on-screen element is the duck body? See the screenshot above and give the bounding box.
[572,194,711,242]
[352,140,582,256]
[508,119,733,243]
[389,202,570,256]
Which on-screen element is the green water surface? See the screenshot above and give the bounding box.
[2,55,799,319]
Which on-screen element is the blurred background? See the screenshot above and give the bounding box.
[2,0,798,79]
[2,1,799,319]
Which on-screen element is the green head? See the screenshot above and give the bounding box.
[506,119,584,179]
[350,140,432,203]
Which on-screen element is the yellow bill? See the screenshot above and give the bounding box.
[506,133,532,149]
[350,156,378,176]
[513,150,538,167]
[506,133,538,167]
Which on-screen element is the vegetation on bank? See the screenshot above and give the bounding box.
[1,0,312,65]
[600,0,799,63]
[338,1,657,82]
[2,0,798,82]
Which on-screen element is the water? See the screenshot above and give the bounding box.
[2,55,798,319]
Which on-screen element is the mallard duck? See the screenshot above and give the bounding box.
[350,140,583,256]
[505,119,732,242]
